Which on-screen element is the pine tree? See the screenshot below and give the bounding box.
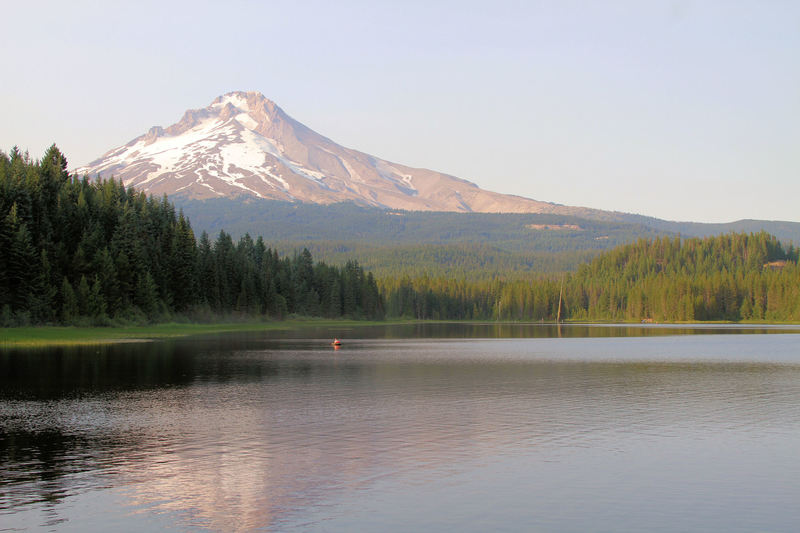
[95,248,121,316]
[328,278,342,318]
[170,212,198,311]
[135,272,160,320]
[77,275,90,317]
[88,276,107,322]
[29,250,57,322]
[196,231,215,306]
[0,204,15,307]
[61,277,79,323]
[6,205,38,311]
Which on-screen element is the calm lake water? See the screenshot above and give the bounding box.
[2,324,800,532]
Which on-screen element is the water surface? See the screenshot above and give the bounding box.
[2,324,800,531]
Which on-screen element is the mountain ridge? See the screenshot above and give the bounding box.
[76,91,800,237]
[172,197,800,251]
[76,91,609,217]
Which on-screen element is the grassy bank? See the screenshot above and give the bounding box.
[0,319,391,348]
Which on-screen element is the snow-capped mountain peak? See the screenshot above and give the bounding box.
[76,91,582,214]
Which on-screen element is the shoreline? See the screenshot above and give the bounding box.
[2,319,800,348]
[0,319,396,348]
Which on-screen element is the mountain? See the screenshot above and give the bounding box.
[77,91,606,215]
[77,90,800,248]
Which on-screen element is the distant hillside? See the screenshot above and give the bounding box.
[172,198,669,278]
[618,214,800,245]
[173,198,666,252]
[269,241,602,280]
[174,198,800,276]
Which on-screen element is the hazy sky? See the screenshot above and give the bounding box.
[2,1,798,223]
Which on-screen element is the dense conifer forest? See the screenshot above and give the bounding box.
[0,146,383,325]
[383,233,800,322]
[2,145,799,326]
[274,241,601,280]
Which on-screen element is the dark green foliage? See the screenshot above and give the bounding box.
[76,276,90,317]
[5,205,37,310]
[135,272,159,319]
[383,233,800,322]
[170,212,198,311]
[563,233,800,322]
[88,276,108,322]
[275,241,602,281]
[61,277,78,323]
[0,145,384,324]
[29,249,57,322]
[174,199,800,281]
[5,145,797,325]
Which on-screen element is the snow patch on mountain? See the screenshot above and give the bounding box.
[374,159,416,194]
[213,93,249,111]
[240,129,326,184]
[219,135,266,177]
[87,117,236,183]
[235,113,258,130]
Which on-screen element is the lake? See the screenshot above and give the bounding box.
[2,324,800,532]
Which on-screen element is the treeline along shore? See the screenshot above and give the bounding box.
[2,145,799,327]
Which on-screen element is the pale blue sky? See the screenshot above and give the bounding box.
[2,1,798,222]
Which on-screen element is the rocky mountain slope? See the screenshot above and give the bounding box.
[77,91,605,215]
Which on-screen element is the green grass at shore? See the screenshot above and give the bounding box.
[0,319,391,348]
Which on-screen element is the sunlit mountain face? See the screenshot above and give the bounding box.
[77,91,602,215]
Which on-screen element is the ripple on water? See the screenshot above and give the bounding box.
[2,332,800,531]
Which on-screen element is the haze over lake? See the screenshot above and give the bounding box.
[2,324,800,532]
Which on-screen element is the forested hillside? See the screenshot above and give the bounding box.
[382,233,800,322]
[174,198,665,252]
[0,146,382,326]
[272,241,600,280]
[174,198,800,253]
[618,213,800,246]
[176,198,800,279]
[3,145,799,326]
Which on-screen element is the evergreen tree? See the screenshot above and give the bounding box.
[29,250,57,322]
[76,275,90,317]
[61,277,79,323]
[135,272,160,320]
[88,276,107,322]
[170,212,198,311]
[6,206,37,310]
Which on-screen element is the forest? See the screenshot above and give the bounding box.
[0,146,383,325]
[175,197,800,251]
[271,241,601,280]
[174,197,665,253]
[382,232,800,322]
[2,145,799,326]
